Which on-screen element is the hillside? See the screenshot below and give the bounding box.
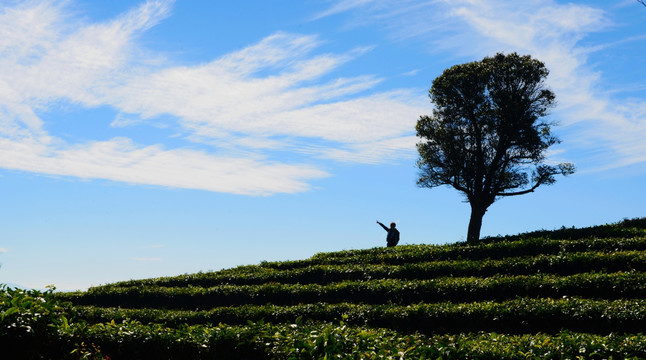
[3,218,646,359]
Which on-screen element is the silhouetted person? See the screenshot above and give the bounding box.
[377,220,399,247]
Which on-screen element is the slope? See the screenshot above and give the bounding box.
[3,218,646,359]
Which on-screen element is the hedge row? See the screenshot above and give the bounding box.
[9,284,646,359]
[301,236,646,268]
[481,217,646,243]
[73,297,646,334]
[59,271,646,309]
[100,235,646,290]
[95,250,646,288]
[7,319,646,360]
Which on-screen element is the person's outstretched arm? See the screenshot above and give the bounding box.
[376,221,389,231]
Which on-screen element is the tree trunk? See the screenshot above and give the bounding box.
[466,203,487,243]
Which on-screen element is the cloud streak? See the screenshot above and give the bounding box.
[0,137,327,195]
[0,1,425,195]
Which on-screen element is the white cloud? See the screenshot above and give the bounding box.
[105,35,393,148]
[402,69,420,77]
[0,248,7,253]
[444,1,646,171]
[0,137,327,195]
[312,0,379,20]
[317,135,419,164]
[0,1,426,195]
[1,0,173,108]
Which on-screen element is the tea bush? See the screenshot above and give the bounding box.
[59,271,646,308]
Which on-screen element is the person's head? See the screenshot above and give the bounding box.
[390,222,396,229]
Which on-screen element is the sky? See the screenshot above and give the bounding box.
[0,0,645,291]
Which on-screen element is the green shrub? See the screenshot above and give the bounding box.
[93,236,646,290]
[59,271,646,309]
[71,297,646,334]
[43,320,646,359]
[0,285,72,359]
[84,250,646,289]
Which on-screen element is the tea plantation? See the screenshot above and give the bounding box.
[3,218,646,359]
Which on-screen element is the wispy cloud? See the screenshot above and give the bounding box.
[311,0,379,20]
[0,248,7,253]
[319,0,646,172]
[445,1,645,171]
[0,137,326,195]
[0,1,425,195]
[401,69,420,77]
[106,34,406,147]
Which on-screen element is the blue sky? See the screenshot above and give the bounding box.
[0,0,645,291]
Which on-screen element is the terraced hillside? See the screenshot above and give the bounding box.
[4,218,646,359]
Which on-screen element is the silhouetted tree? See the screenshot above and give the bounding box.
[416,53,575,243]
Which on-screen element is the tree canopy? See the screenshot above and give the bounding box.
[416,52,574,242]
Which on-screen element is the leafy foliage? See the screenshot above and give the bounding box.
[72,297,646,334]
[0,285,74,359]
[68,249,646,289]
[58,271,646,309]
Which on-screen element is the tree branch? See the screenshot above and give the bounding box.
[640,0,646,7]
[496,186,538,197]
[495,172,549,197]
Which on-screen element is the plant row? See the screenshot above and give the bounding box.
[100,235,646,290]
[95,250,646,288]
[59,271,646,309]
[7,318,646,360]
[301,236,646,268]
[480,217,646,243]
[7,284,646,359]
[72,297,646,334]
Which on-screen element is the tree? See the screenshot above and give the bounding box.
[639,0,646,7]
[416,53,575,243]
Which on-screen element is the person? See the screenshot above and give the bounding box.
[376,220,399,247]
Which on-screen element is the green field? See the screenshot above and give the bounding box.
[3,218,646,359]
